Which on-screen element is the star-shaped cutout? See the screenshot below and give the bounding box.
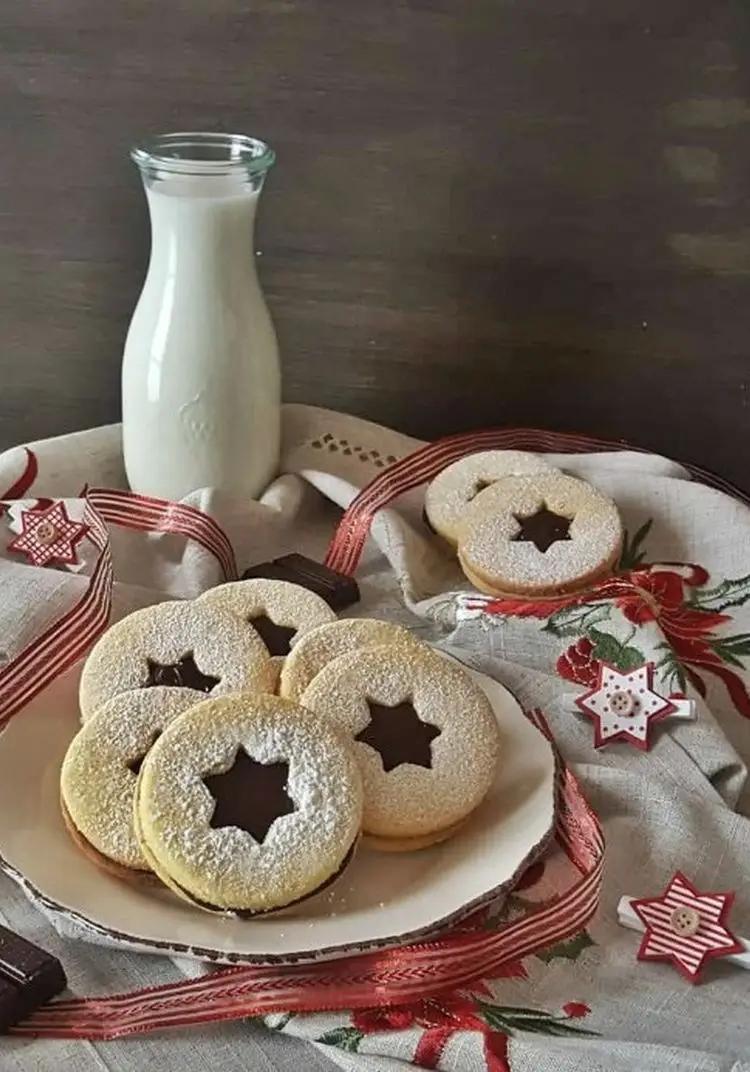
[575,662,675,750]
[7,500,89,567]
[144,653,220,692]
[512,505,571,552]
[249,614,297,657]
[203,749,295,843]
[355,700,441,773]
[631,871,743,983]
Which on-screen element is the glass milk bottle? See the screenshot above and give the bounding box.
[122,132,280,500]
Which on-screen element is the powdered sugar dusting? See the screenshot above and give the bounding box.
[198,578,335,664]
[425,450,556,543]
[136,694,362,911]
[79,600,274,720]
[302,646,500,838]
[61,687,203,869]
[280,618,421,701]
[458,473,623,594]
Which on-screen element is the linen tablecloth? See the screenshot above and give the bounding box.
[1,404,749,1072]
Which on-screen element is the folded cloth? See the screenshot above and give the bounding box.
[1,404,749,1072]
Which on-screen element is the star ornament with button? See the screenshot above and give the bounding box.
[631,871,743,983]
[575,660,692,750]
[7,501,89,568]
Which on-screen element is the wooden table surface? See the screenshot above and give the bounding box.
[1,2,748,488]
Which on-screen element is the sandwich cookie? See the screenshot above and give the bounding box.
[61,687,203,879]
[134,694,363,915]
[457,472,623,597]
[302,645,500,851]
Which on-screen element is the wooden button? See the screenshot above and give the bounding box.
[670,906,700,937]
[34,521,57,545]
[609,689,634,717]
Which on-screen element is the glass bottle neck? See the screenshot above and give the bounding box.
[133,133,273,283]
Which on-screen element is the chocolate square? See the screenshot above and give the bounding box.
[0,925,67,1032]
[241,553,359,611]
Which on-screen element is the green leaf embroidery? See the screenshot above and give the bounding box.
[619,519,653,570]
[542,602,612,638]
[478,1002,598,1038]
[507,1018,599,1038]
[708,633,750,668]
[588,628,645,672]
[535,930,595,964]
[316,1026,365,1052]
[654,643,687,692]
[689,574,750,612]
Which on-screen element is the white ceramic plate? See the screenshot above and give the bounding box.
[0,656,556,965]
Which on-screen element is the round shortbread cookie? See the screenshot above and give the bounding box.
[457,472,622,598]
[301,645,499,845]
[134,693,363,915]
[61,688,203,875]
[79,600,274,721]
[279,618,423,702]
[424,450,557,545]
[198,579,336,670]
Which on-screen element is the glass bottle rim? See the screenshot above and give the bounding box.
[130,132,275,177]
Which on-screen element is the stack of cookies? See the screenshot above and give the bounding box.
[61,578,501,917]
[424,450,623,598]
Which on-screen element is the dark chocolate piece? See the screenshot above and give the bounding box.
[144,653,220,692]
[248,614,296,657]
[355,700,441,773]
[242,553,359,611]
[0,924,66,1032]
[203,749,295,843]
[240,561,294,585]
[512,506,572,553]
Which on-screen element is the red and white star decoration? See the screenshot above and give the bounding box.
[631,871,743,983]
[7,500,89,568]
[575,661,693,750]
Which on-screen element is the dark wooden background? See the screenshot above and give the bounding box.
[2,2,749,486]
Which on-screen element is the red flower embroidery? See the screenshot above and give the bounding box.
[352,1006,416,1033]
[613,566,750,718]
[562,1001,590,1018]
[485,558,750,720]
[557,637,601,688]
[354,994,510,1070]
[353,990,507,1067]
[349,990,591,1067]
[615,565,713,628]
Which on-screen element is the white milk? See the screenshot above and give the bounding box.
[122,177,280,500]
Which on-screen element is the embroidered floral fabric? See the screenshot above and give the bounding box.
[0,404,749,1072]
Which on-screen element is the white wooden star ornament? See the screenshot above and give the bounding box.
[575,661,694,750]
